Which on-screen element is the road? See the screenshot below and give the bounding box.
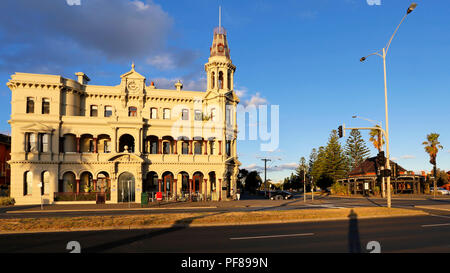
[1,193,449,219]
[0,212,449,253]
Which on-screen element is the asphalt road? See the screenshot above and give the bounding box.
[1,194,449,219]
[1,213,449,253]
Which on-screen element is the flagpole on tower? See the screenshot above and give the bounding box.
[219,5,221,31]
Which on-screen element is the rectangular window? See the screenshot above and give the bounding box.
[42,98,50,114]
[182,109,189,120]
[26,97,34,113]
[104,140,110,153]
[211,108,216,121]
[226,141,231,156]
[163,108,170,120]
[150,141,158,154]
[226,108,231,125]
[194,142,202,155]
[104,106,113,117]
[195,110,202,121]
[25,133,36,152]
[39,133,49,153]
[209,141,214,155]
[151,108,158,119]
[90,105,98,117]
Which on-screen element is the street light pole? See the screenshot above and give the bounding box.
[360,3,417,208]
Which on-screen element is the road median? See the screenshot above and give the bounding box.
[0,207,426,234]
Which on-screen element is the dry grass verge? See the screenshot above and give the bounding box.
[0,207,425,233]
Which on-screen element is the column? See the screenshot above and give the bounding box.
[189,140,193,155]
[173,179,177,199]
[173,140,177,154]
[203,179,208,200]
[93,138,98,153]
[218,178,222,201]
[204,141,208,155]
[158,179,162,192]
[76,137,80,153]
[93,179,97,192]
[158,139,162,154]
[76,179,80,193]
[218,140,222,155]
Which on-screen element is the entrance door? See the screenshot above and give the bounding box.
[118,172,135,202]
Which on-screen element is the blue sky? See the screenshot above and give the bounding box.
[0,0,448,182]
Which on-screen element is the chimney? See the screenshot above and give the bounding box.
[75,72,90,85]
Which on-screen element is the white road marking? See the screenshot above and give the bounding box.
[230,233,314,240]
[421,223,450,228]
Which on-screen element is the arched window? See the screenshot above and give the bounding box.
[194,142,202,155]
[182,141,189,155]
[210,108,216,121]
[24,171,32,195]
[227,70,231,89]
[41,171,50,195]
[218,71,224,89]
[211,72,215,89]
[128,107,137,117]
[119,134,135,153]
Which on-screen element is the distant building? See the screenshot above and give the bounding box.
[338,157,425,195]
[0,134,11,187]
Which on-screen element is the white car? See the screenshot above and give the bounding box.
[430,187,450,195]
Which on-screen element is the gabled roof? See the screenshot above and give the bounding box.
[348,156,407,177]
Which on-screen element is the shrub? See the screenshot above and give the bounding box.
[0,197,15,206]
[330,182,349,196]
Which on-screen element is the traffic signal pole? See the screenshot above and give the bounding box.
[340,125,391,207]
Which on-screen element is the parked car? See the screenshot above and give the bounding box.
[430,187,450,195]
[269,190,293,200]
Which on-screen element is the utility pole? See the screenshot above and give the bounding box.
[261,158,271,197]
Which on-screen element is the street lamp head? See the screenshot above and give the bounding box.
[360,57,366,62]
[407,3,417,14]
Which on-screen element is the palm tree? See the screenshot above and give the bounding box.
[369,125,385,152]
[422,133,443,196]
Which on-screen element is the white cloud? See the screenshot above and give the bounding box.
[400,155,416,159]
[151,76,206,91]
[131,0,150,11]
[244,92,268,107]
[146,54,176,70]
[242,162,298,173]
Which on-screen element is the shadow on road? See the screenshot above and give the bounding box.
[364,197,383,207]
[82,211,226,253]
[348,209,361,253]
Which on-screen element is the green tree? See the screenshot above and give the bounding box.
[244,171,263,193]
[295,157,308,190]
[423,133,443,193]
[345,129,371,170]
[317,130,349,190]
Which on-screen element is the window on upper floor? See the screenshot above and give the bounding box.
[150,108,158,119]
[210,108,216,122]
[195,110,202,121]
[163,108,170,120]
[182,109,189,121]
[182,141,189,154]
[194,142,202,155]
[26,97,34,114]
[163,141,171,154]
[226,107,231,125]
[38,133,49,153]
[104,106,113,117]
[25,133,36,152]
[209,141,215,155]
[226,140,231,156]
[42,98,50,114]
[128,106,137,117]
[90,105,98,117]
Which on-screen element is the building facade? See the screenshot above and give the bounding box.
[7,26,240,205]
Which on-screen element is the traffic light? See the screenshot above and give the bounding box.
[376,151,386,166]
[338,125,344,138]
